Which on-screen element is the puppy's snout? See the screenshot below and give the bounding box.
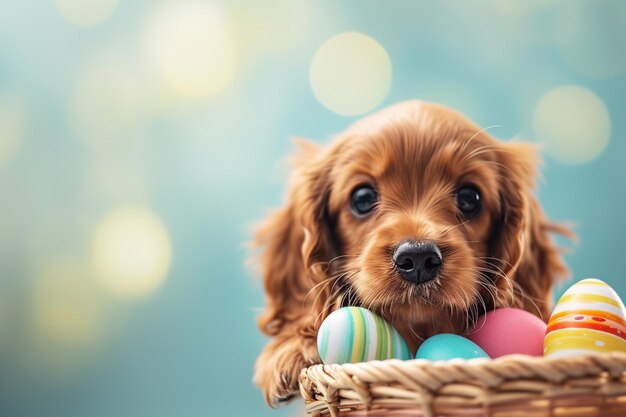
[392,241,442,285]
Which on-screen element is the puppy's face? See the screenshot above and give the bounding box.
[253,101,568,404]
[325,103,511,328]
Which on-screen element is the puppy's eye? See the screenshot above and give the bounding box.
[350,185,378,216]
[456,185,481,218]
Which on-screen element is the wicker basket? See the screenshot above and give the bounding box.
[299,352,626,417]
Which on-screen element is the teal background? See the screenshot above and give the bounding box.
[0,1,625,417]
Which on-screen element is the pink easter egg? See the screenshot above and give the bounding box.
[467,308,547,358]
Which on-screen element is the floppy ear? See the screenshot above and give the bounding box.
[489,142,572,320]
[253,139,338,337]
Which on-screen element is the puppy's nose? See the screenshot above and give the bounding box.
[392,241,442,285]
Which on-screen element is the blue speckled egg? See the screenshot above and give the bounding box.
[317,307,412,364]
[416,333,490,361]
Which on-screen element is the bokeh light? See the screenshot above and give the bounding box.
[234,0,313,59]
[55,0,119,27]
[143,0,235,97]
[92,206,172,298]
[32,258,106,348]
[0,93,26,168]
[69,64,140,146]
[533,85,611,165]
[309,32,392,116]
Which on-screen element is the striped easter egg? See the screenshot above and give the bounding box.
[317,307,412,364]
[544,278,626,358]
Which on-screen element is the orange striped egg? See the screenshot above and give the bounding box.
[545,278,626,358]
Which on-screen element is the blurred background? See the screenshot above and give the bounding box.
[0,0,625,416]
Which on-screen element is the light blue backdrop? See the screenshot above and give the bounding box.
[0,1,625,416]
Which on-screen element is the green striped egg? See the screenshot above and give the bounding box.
[317,307,412,364]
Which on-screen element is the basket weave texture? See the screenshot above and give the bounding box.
[299,352,626,417]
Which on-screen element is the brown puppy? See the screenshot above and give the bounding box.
[251,101,570,406]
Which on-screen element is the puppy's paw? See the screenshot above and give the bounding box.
[254,336,320,407]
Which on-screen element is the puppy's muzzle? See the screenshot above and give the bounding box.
[393,240,442,285]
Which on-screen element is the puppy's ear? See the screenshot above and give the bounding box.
[253,138,337,337]
[489,141,572,319]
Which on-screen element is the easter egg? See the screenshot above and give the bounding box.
[317,307,412,364]
[415,334,489,361]
[544,278,626,358]
[467,308,547,358]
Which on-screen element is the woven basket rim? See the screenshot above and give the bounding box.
[299,352,626,416]
[302,351,626,375]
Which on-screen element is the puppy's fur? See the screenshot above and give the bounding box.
[252,101,570,406]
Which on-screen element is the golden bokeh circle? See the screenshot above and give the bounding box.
[92,206,172,298]
[533,85,610,165]
[143,0,235,97]
[310,32,392,116]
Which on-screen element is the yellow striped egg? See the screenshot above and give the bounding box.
[545,278,626,358]
[317,307,411,364]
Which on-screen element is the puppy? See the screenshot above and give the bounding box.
[251,101,570,406]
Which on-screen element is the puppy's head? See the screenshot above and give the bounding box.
[254,101,569,340]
